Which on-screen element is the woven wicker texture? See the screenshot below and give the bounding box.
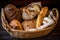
[1,8,59,38]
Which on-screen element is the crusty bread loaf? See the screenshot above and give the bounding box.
[4,4,22,22]
[36,7,48,28]
[22,8,37,20]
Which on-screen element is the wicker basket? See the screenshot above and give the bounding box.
[1,8,59,38]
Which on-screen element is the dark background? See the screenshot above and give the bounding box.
[0,0,60,40]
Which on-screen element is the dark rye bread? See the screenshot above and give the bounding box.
[4,4,22,22]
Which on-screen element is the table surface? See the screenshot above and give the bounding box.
[0,6,60,40]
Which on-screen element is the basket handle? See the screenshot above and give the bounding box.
[52,8,59,22]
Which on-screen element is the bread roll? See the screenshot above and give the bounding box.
[27,4,40,15]
[28,2,42,15]
[9,20,23,30]
[22,20,36,30]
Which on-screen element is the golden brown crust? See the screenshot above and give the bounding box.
[36,7,48,28]
[22,20,36,30]
[9,20,23,30]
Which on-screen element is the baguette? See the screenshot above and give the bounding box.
[36,7,48,28]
